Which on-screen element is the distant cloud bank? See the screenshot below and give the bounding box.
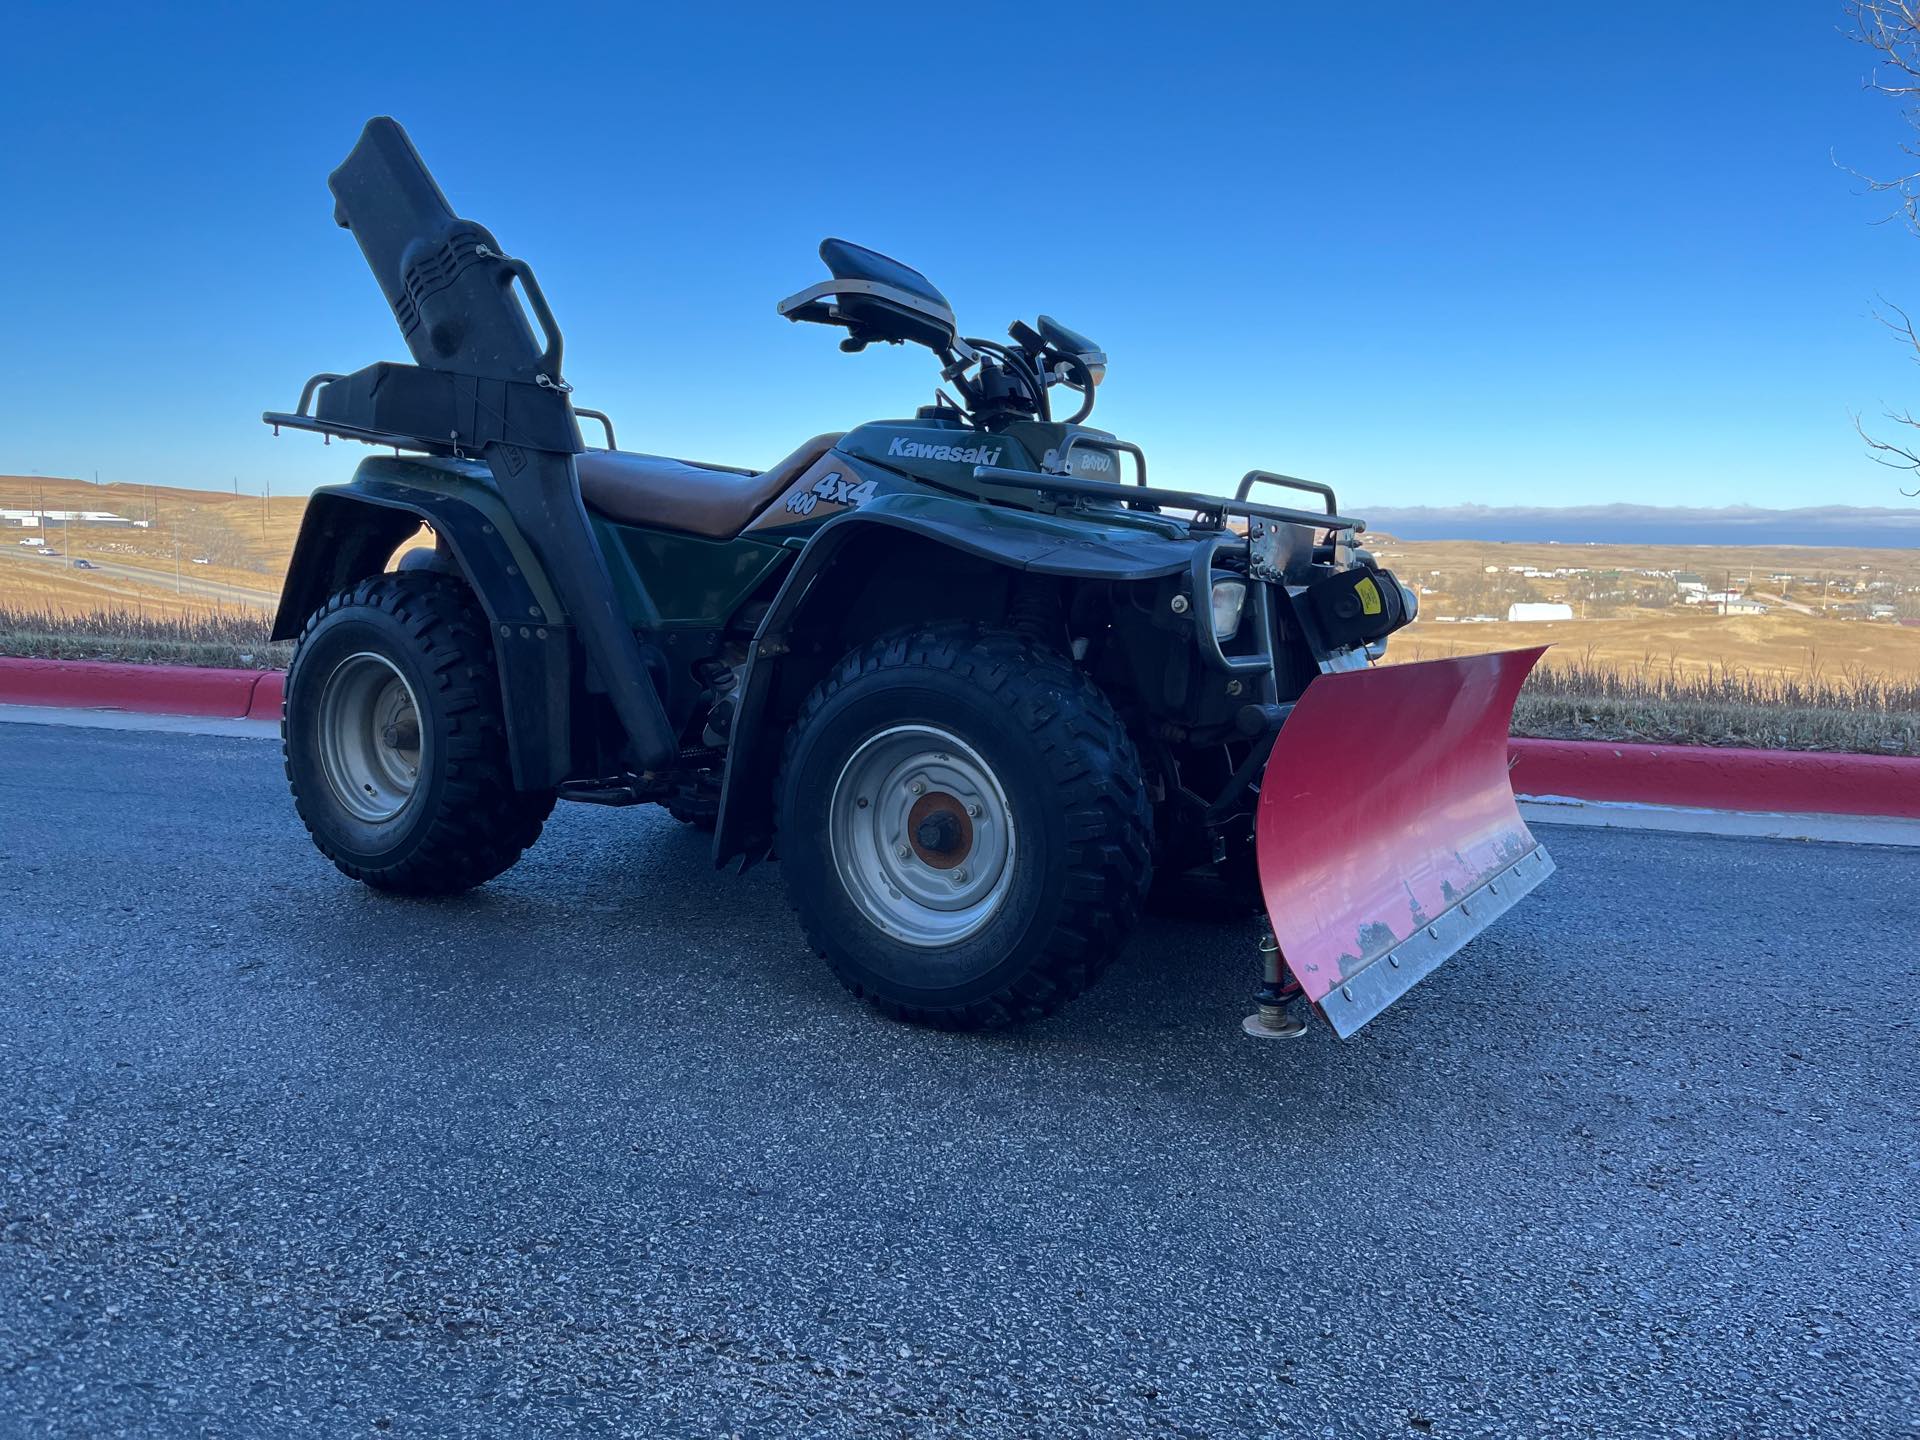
[1352,503,1920,549]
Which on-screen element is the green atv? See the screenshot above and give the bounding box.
[268,119,1552,1038]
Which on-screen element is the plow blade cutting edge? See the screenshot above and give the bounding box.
[1255,647,1555,1039]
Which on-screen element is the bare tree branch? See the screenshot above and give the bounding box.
[1841,2,1920,232]
[1842,4,1920,490]
[1851,413,1920,494]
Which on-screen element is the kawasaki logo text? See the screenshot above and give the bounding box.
[887,437,1003,466]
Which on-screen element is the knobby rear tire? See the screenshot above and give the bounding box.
[283,572,555,895]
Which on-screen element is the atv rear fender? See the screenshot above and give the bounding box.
[710,494,1197,867]
[272,457,574,789]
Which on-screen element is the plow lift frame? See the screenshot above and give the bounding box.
[980,446,1557,1041]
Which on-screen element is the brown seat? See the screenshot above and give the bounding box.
[575,433,845,539]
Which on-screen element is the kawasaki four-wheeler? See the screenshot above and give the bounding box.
[267,119,1554,1038]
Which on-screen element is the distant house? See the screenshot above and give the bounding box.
[1507,602,1574,622]
[1707,592,1767,616]
[1673,571,1708,597]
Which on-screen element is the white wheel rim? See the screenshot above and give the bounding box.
[317,651,423,823]
[827,724,1017,948]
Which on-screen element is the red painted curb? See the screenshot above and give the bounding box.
[4,658,1916,819]
[0,657,266,719]
[1508,737,1920,820]
[246,670,285,721]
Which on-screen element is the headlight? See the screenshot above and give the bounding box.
[1210,578,1248,640]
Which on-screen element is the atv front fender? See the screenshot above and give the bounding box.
[710,495,1200,867]
[272,457,573,789]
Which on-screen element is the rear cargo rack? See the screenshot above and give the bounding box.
[264,371,454,455]
[266,373,622,457]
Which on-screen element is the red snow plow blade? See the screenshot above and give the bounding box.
[1256,647,1555,1039]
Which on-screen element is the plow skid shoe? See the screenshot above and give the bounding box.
[1256,647,1554,1038]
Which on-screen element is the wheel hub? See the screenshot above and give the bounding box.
[907,793,973,869]
[316,651,424,823]
[828,725,1016,947]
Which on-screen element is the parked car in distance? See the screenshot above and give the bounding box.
[17,538,44,546]
[37,549,62,559]
[191,557,210,565]
[72,558,97,569]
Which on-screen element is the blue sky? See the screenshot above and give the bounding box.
[2,2,1918,510]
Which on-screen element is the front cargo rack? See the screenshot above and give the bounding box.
[970,433,1365,534]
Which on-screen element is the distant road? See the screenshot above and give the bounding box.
[0,720,1911,1437]
[1749,589,1818,615]
[0,542,277,608]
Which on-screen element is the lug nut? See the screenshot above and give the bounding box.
[896,845,911,860]
[910,780,925,795]
[953,868,969,884]
[967,803,982,818]
[1170,594,1191,614]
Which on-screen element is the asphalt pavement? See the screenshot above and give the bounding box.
[0,721,1913,1438]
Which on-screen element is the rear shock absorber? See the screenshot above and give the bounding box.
[1007,574,1066,648]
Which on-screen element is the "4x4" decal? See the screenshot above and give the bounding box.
[784,471,880,516]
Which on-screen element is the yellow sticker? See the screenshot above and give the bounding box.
[1355,576,1383,616]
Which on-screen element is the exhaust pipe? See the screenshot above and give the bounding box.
[323,117,676,772]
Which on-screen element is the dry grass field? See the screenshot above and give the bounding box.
[1376,535,1920,675]
[0,475,299,620]
[3,476,1916,751]
[1400,607,1920,682]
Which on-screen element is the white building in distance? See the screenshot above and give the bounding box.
[1507,601,1574,622]
[0,508,149,529]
